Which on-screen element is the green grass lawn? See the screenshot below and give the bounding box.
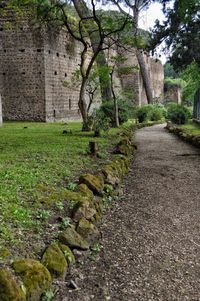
[0,121,121,258]
[180,121,200,135]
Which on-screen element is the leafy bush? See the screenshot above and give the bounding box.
[147,107,163,121]
[167,103,191,124]
[90,108,111,136]
[100,99,134,126]
[136,104,166,123]
[136,105,153,123]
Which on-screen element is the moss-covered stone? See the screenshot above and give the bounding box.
[0,268,26,301]
[59,244,75,265]
[79,173,104,196]
[59,226,90,250]
[72,199,97,221]
[12,259,51,301]
[0,247,10,259]
[42,243,68,279]
[76,218,100,244]
[102,164,121,187]
[76,184,94,199]
[113,142,132,156]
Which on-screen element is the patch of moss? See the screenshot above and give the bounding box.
[0,247,10,259]
[42,243,68,278]
[59,226,89,250]
[59,244,75,265]
[0,268,25,301]
[79,173,104,196]
[76,184,94,199]
[12,259,51,301]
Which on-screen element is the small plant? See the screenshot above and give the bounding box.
[41,288,57,301]
[37,209,51,221]
[59,217,71,229]
[90,242,101,260]
[68,200,77,210]
[56,202,64,210]
[66,182,77,191]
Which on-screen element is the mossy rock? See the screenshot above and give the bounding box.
[79,173,104,196]
[102,165,121,187]
[42,243,68,279]
[59,244,75,265]
[12,259,51,301]
[76,218,100,244]
[0,268,25,301]
[59,226,90,250]
[72,199,97,222]
[76,184,94,199]
[113,142,132,156]
[0,247,10,260]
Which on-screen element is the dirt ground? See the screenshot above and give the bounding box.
[54,124,200,301]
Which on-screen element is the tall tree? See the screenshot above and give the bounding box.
[105,0,155,104]
[150,0,200,71]
[73,0,112,102]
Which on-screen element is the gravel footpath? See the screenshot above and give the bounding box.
[55,124,200,301]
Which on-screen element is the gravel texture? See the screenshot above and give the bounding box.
[54,124,200,301]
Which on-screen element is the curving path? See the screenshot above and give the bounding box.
[55,124,200,301]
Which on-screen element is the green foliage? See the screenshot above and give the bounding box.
[164,77,186,89]
[151,0,200,70]
[99,99,134,126]
[136,104,166,123]
[164,62,180,78]
[182,62,200,105]
[167,103,191,124]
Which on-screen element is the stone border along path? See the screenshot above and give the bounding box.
[54,124,200,301]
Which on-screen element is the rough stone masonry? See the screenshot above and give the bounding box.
[0,12,164,122]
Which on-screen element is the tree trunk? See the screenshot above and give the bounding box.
[132,4,153,104]
[72,0,112,102]
[79,78,90,131]
[136,49,153,104]
[110,68,119,127]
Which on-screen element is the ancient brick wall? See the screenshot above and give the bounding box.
[43,29,82,122]
[0,13,164,122]
[0,16,46,121]
[164,85,182,104]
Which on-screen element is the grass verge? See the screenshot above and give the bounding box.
[0,122,121,259]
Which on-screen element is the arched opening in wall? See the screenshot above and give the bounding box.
[56,53,59,57]
[65,73,67,78]
[69,99,72,110]
[19,49,25,52]
[54,71,57,75]
[37,49,41,53]
[53,109,56,118]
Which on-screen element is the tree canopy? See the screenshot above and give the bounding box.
[151,0,200,71]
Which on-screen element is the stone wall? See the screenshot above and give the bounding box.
[0,15,46,121]
[119,50,164,105]
[0,13,164,122]
[43,29,82,122]
[164,85,182,104]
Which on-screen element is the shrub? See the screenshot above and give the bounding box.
[90,108,111,136]
[147,107,163,121]
[100,99,134,126]
[167,103,191,124]
[136,105,153,123]
[136,104,166,123]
